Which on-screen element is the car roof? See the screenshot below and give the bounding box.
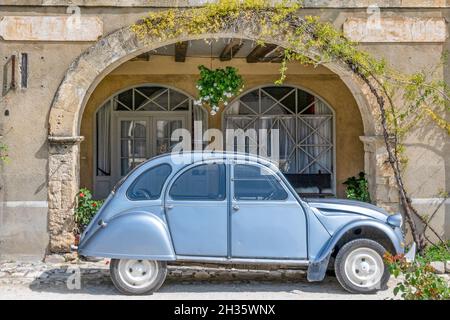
[136,151,280,173]
[157,151,276,166]
[113,151,282,193]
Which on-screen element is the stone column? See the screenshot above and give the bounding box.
[48,136,84,253]
[360,135,400,213]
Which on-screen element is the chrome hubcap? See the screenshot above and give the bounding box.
[117,259,158,289]
[344,247,384,289]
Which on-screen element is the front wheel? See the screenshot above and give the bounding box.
[110,259,167,295]
[334,239,390,294]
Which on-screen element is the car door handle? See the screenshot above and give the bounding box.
[232,204,240,211]
[165,204,174,209]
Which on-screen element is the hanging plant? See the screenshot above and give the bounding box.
[195,65,244,115]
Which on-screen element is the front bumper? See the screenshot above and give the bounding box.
[404,242,416,262]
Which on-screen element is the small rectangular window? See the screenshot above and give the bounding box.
[20,53,28,88]
[169,163,226,201]
[234,164,288,201]
[127,164,172,200]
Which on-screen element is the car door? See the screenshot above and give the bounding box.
[164,161,228,257]
[231,162,307,259]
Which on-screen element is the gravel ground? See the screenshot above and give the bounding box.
[0,281,396,300]
[0,258,400,300]
[2,257,448,300]
[0,275,397,300]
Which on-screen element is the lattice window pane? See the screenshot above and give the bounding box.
[224,86,335,196]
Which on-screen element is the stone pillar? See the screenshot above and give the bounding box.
[48,136,84,253]
[360,135,400,213]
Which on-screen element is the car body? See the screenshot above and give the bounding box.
[77,152,410,294]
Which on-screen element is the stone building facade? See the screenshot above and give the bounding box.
[0,1,449,260]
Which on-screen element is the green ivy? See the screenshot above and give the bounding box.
[195,65,244,115]
[74,188,103,232]
[343,172,371,203]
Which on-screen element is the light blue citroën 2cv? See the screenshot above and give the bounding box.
[77,152,413,295]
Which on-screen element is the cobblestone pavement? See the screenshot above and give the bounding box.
[0,259,398,300]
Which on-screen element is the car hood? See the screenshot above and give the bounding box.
[305,198,392,221]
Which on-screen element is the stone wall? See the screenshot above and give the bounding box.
[360,136,400,214]
[1,0,447,7]
[48,137,83,253]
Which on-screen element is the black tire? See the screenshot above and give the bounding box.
[110,259,167,295]
[334,239,390,294]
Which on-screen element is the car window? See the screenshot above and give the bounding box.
[127,164,172,200]
[234,164,288,201]
[169,163,226,201]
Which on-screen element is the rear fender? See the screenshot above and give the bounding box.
[78,211,175,260]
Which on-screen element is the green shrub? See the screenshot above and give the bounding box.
[343,172,371,203]
[422,241,450,263]
[74,188,103,232]
[384,252,450,300]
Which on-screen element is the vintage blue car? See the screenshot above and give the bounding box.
[77,152,413,295]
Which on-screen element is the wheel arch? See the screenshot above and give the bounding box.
[321,220,402,262]
[331,224,398,258]
[307,220,402,282]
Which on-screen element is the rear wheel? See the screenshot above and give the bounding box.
[334,239,390,294]
[110,259,167,295]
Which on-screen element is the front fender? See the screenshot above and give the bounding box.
[78,211,175,260]
[307,219,403,282]
[316,219,403,263]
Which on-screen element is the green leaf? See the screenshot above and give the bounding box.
[394,287,400,296]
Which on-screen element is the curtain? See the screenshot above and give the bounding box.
[193,104,208,149]
[225,90,334,182]
[96,101,111,176]
[298,99,332,175]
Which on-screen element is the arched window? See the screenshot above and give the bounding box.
[224,85,335,196]
[94,85,207,198]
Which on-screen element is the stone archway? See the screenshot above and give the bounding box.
[47,25,395,252]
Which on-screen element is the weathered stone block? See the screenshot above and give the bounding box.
[45,254,66,264]
[48,181,62,209]
[375,176,388,185]
[430,261,446,274]
[60,180,77,209]
[48,209,66,231]
[388,188,400,203]
[0,16,103,41]
[49,232,75,253]
[193,271,211,280]
[375,184,389,201]
[344,17,447,43]
[49,154,75,181]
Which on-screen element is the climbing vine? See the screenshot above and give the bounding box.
[131,0,450,251]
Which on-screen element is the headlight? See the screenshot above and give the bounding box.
[387,213,403,228]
